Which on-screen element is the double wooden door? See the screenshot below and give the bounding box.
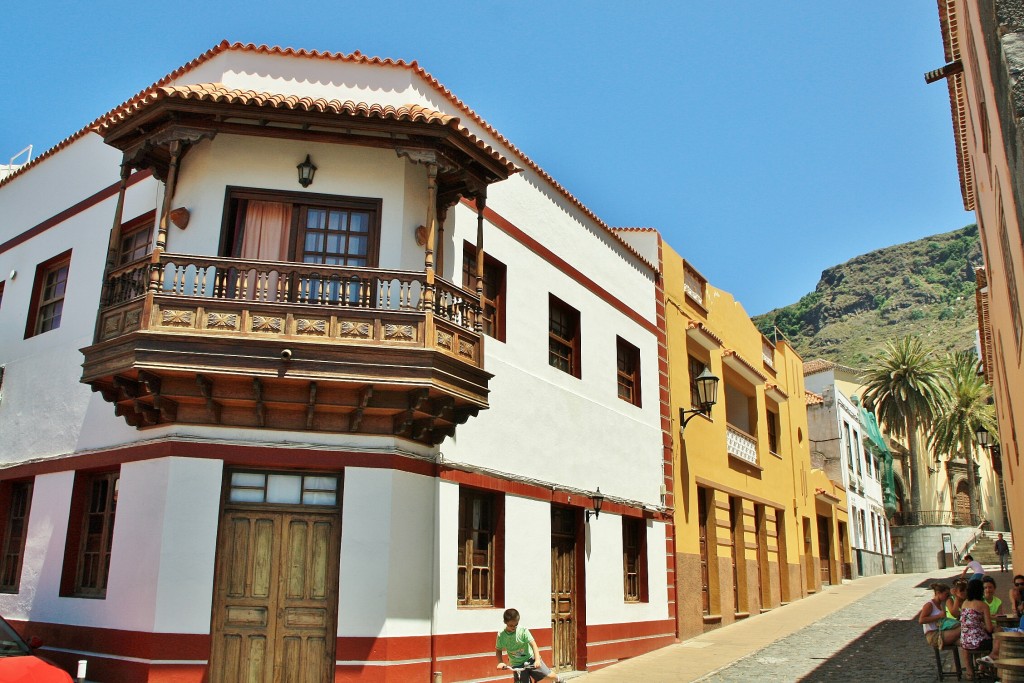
[551,507,577,673]
[209,506,341,683]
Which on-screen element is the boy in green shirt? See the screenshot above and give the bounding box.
[495,608,560,682]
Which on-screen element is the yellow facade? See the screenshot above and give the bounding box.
[659,238,848,639]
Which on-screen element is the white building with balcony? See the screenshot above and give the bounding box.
[0,42,671,683]
[804,360,893,577]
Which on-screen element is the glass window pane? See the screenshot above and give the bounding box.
[266,475,302,504]
[306,209,326,229]
[305,233,323,253]
[232,472,266,487]
[326,234,342,254]
[302,491,337,505]
[304,476,337,492]
[328,211,346,232]
[348,235,367,256]
[350,213,369,233]
[229,488,265,503]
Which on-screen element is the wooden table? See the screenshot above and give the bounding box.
[995,657,1024,682]
[997,631,1024,660]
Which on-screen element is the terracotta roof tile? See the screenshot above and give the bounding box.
[686,320,723,347]
[93,83,516,174]
[802,358,861,376]
[2,40,656,273]
[805,390,825,405]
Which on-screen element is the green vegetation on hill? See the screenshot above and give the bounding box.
[754,225,982,367]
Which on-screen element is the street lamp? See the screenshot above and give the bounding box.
[680,367,719,434]
[976,426,992,449]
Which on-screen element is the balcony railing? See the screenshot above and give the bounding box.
[892,510,976,527]
[726,425,758,465]
[103,254,480,332]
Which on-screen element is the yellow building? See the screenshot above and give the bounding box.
[627,232,849,639]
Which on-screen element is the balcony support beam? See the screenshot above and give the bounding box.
[94,159,131,343]
[474,191,487,334]
[305,382,318,430]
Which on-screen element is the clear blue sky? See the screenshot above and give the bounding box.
[0,1,969,316]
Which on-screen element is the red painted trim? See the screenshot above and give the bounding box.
[13,618,673,683]
[0,169,153,256]
[0,439,436,481]
[465,199,659,336]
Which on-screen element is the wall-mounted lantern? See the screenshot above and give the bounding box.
[679,367,720,434]
[586,487,605,523]
[297,154,317,188]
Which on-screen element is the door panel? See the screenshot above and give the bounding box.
[550,507,576,672]
[817,516,831,586]
[211,509,339,683]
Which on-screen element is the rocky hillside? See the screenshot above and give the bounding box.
[754,225,982,366]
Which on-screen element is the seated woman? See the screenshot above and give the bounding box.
[920,582,960,650]
[1009,575,1024,619]
[960,578,1002,678]
[947,579,968,619]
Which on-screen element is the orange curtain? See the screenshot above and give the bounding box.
[240,201,291,260]
[238,201,291,301]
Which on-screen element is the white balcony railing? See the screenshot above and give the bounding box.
[727,425,758,465]
[762,339,775,369]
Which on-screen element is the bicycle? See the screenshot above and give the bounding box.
[500,661,561,683]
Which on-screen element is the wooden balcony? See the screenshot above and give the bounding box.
[81,254,490,444]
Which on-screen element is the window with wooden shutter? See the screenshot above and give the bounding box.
[458,488,503,606]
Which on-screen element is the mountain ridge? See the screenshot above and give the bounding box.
[753,224,982,367]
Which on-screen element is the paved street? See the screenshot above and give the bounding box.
[576,566,1016,682]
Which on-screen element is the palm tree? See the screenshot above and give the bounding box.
[860,336,948,521]
[928,351,998,525]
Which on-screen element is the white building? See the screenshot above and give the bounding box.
[804,361,893,577]
[0,42,672,682]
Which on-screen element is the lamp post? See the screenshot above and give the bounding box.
[680,367,720,434]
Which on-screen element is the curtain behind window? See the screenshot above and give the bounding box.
[238,201,291,300]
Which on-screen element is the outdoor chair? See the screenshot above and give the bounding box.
[933,644,963,680]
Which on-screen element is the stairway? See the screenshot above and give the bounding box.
[968,530,1014,565]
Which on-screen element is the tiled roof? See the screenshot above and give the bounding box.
[805,390,825,406]
[686,320,723,347]
[94,83,517,174]
[802,358,861,377]
[1,41,656,272]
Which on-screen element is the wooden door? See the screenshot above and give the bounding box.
[817,516,831,586]
[954,480,971,525]
[550,507,577,673]
[210,476,341,683]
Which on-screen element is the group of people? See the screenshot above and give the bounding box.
[919,562,1024,679]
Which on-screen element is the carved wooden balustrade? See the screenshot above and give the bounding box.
[82,254,490,443]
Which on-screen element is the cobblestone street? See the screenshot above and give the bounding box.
[578,567,1016,682]
[695,572,955,682]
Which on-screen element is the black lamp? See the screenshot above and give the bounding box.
[680,367,720,433]
[976,426,991,448]
[586,487,605,523]
[297,154,317,188]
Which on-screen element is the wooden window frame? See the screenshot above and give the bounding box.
[0,480,33,593]
[462,242,507,342]
[220,187,382,267]
[61,469,119,598]
[766,409,779,455]
[24,250,72,339]
[622,516,648,603]
[116,210,156,267]
[616,336,641,407]
[548,295,581,378]
[457,487,504,608]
